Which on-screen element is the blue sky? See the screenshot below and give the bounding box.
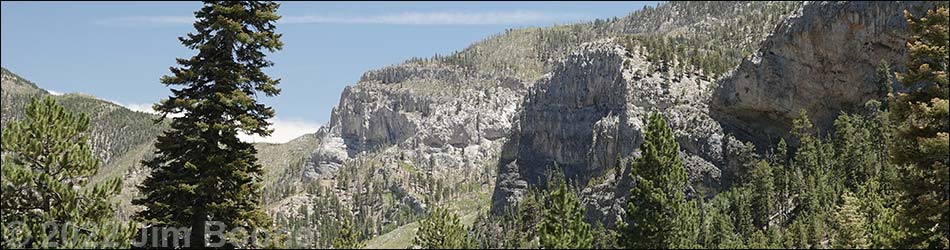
[1,1,659,143]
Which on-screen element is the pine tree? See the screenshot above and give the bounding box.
[731,187,756,240]
[890,5,949,249]
[833,113,877,189]
[750,160,776,230]
[590,221,619,249]
[332,215,365,249]
[538,170,593,249]
[833,192,870,249]
[859,176,902,249]
[412,207,474,249]
[133,1,283,248]
[621,112,699,249]
[1,97,131,248]
[772,138,792,224]
[699,194,742,249]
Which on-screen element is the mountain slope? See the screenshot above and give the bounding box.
[1,67,322,221]
[265,1,804,243]
[1,68,168,219]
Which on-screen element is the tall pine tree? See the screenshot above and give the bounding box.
[412,207,474,249]
[750,160,776,230]
[833,192,870,249]
[890,5,949,249]
[332,215,364,249]
[621,112,698,249]
[1,97,131,248]
[538,169,593,249]
[133,1,283,248]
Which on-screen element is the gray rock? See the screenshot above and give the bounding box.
[711,1,936,146]
[491,40,726,223]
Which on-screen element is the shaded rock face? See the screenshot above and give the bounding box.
[711,1,935,146]
[515,44,633,183]
[491,41,727,219]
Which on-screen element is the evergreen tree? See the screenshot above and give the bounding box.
[859,177,902,249]
[412,207,474,249]
[590,221,619,249]
[133,1,283,248]
[621,112,698,249]
[833,113,878,189]
[699,194,742,249]
[890,5,949,249]
[747,230,771,249]
[772,138,793,224]
[833,192,870,249]
[0,97,131,248]
[332,215,365,249]
[538,170,593,249]
[750,160,776,230]
[731,187,756,240]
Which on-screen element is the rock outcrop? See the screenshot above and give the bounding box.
[492,40,726,225]
[304,63,526,181]
[711,1,936,146]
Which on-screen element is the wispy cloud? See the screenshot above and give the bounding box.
[238,118,322,144]
[96,11,590,27]
[47,89,64,96]
[281,11,589,25]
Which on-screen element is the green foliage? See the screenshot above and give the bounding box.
[538,169,593,249]
[1,97,131,248]
[332,216,365,249]
[875,60,896,106]
[412,207,474,249]
[699,193,742,249]
[590,221,619,249]
[890,5,950,249]
[471,189,543,249]
[859,177,902,249]
[833,192,870,249]
[133,1,283,248]
[617,2,800,77]
[750,160,776,230]
[621,112,699,249]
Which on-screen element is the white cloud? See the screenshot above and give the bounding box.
[281,11,589,25]
[103,98,316,143]
[47,89,64,96]
[107,99,318,144]
[238,118,322,144]
[118,102,157,114]
[97,11,589,27]
[106,100,184,118]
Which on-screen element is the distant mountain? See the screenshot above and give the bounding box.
[0,67,321,221]
[2,67,166,219]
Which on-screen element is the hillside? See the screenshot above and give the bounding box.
[0,68,322,221]
[1,1,943,248]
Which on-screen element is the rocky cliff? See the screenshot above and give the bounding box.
[711,1,936,146]
[491,40,726,225]
[266,1,817,235]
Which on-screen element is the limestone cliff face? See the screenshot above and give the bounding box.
[492,40,726,224]
[305,64,525,181]
[711,1,935,145]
